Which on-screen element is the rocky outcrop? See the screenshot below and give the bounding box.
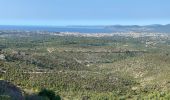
[0,80,24,100]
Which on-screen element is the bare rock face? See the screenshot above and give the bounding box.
[0,80,24,100]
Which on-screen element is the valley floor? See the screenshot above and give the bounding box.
[0,31,170,99]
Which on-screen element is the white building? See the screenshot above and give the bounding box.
[0,54,5,60]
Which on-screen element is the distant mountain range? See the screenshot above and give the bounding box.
[104,24,170,33]
[0,24,170,33]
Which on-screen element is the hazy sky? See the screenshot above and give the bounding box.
[0,0,170,26]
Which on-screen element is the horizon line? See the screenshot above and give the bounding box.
[0,23,169,27]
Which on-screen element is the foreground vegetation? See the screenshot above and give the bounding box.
[0,31,170,99]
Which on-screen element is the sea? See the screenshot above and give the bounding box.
[1,25,170,33]
[0,25,114,33]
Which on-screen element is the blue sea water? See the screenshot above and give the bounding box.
[1,25,170,33]
[0,25,113,33]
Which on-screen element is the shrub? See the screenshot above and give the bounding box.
[38,89,61,100]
